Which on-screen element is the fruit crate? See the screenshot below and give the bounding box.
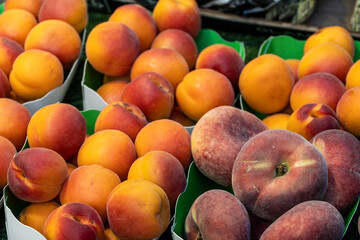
[81,28,245,134]
[171,34,360,240]
[0,3,86,116]
[2,110,96,240]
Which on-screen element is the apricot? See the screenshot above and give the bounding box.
[130,48,189,91]
[298,42,353,83]
[121,72,174,121]
[152,0,201,39]
[169,105,196,127]
[239,54,294,114]
[287,103,340,141]
[151,29,198,69]
[18,201,60,235]
[43,202,105,240]
[60,164,121,223]
[0,68,10,98]
[262,113,291,130]
[285,59,300,83]
[7,147,68,202]
[0,136,17,189]
[25,19,82,70]
[77,129,137,180]
[290,72,346,111]
[27,103,87,160]
[86,21,140,76]
[304,25,355,58]
[127,150,187,210]
[96,80,129,104]
[336,86,360,137]
[10,49,64,101]
[345,59,360,89]
[196,43,245,91]
[104,228,120,240]
[38,0,88,33]
[103,73,130,84]
[0,98,31,151]
[4,0,43,17]
[108,3,157,52]
[135,119,192,169]
[0,9,37,46]
[0,36,24,77]
[106,179,170,240]
[176,68,235,122]
[94,101,147,142]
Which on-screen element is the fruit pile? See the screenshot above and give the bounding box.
[0,0,360,240]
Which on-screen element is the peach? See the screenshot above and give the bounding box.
[24,19,82,70]
[0,9,37,46]
[304,25,355,58]
[4,0,43,17]
[38,0,88,33]
[7,147,68,202]
[345,59,360,89]
[108,3,157,52]
[60,164,121,223]
[130,47,189,91]
[0,68,10,98]
[262,113,291,130]
[27,103,87,160]
[0,136,17,188]
[232,129,328,221]
[248,212,273,239]
[18,201,60,235]
[285,59,300,83]
[127,150,186,210]
[96,80,129,104]
[77,129,137,181]
[121,72,174,121]
[152,0,201,39]
[290,72,346,111]
[196,43,245,91]
[86,21,140,76]
[176,68,235,122]
[0,98,31,151]
[106,179,170,240]
[94,101,147,142]
[239,54,295,114]
[311,129,360,214]
[151,29,198,69]
[0,36,24,77]
[169,105,196,127]
[336,86,360,137]
[10,49,64,101]
[43,202,105,240]
[191,106,268,187]
[287,103,340,141]
[135,119,192,169]
[259,201,344,240]
[298,42,353,83]
[184,189,251,240]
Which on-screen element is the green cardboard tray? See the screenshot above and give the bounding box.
[3,109,100,240]
[0,2,86,116]
[172,161,359,240]
[240,35,360,120]
[81,28,245,134]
